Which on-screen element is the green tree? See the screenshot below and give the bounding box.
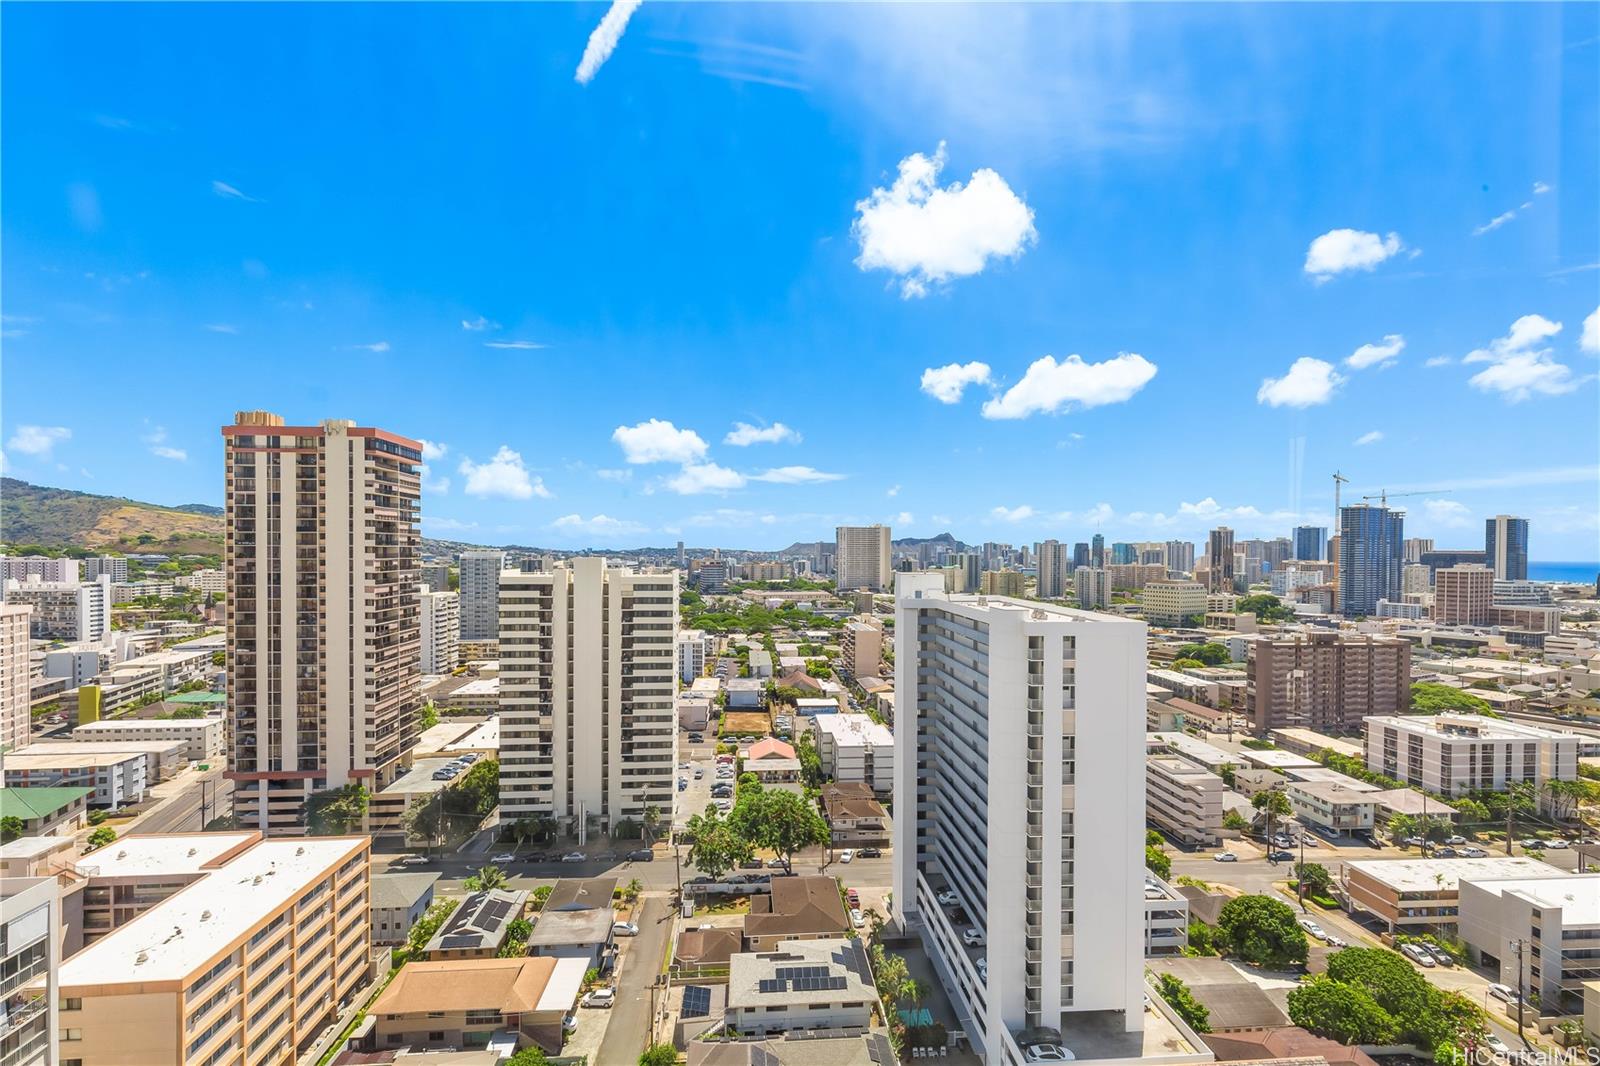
[506,1048,551,1066]
[420,702,440,730]
[1410,682,1491,715]
[1222,809,1249,832]
[0,815,23,843]
[1234,594,1295,623]
[1287,976,1396,1044]
[85,825,118,851]
[642,805,661,846]
[731,788,827,872]
[639,1044,678,1066]
[685,807,751,881]
[1216,895,1308,968]
[1175,642,1231,667]
[1326,948,1431,1020]
[1252,788,1293,848]
[407,898,460,956]
[1451,797,1490,824]
[305,782,369,835]
[465,864,508,892]
[1295,862,1333,898]
[497,917,533,958]
[1146,844,1172,880]
[1157,973,1211,1033]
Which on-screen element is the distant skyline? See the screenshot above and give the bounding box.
[3,4,1598,555]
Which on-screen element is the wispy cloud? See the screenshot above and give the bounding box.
[346,341,391,353]
[212,180,261,203]
[7,425,70,457]
[203,323,238,334]
[1472,181,1551,236]
[991,504,1035,522]
[1380,465,1599,494]
[484,340,547,350]
[551,513,648,538]
[1345,334,1404,370]
[575,0,643,84]
[748,466,845,484]
[1353,430,1384,447]
[461,316,499,332]
[646,34,812,92]
[724,421,801,446]
[142,424,187,462]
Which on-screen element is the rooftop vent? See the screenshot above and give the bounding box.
[201,909,213,922]
[135,950,148,965]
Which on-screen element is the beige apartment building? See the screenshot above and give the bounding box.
[1145,755,1225,846]
[420,588,461,675]
[1243,631,1409,733]
[1036,539,1070,599]
[1,603,31,754]
[834,525,892,593]
[222,412,424,834]
[1363,714,1579,797]
[1343,856,1560,933]
[498,558,678,832]
[58,834,372,1066]
[1142,580,1207,627]
[839,619,883,679]
[1434,564,1494,625]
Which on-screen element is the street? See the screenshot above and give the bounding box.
[595,895,670,1066]
[126,768,232,836]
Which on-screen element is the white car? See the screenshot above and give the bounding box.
[936,891,960,906]
[976,958,987,979]
[851,908,865,928]
[491,852,516,863]
[1545,839,1569,849]
[562,1014,579,1032]
[561,852,586,863]
[1023,1046,1075,1063]
[1488,983,1516,1003]
[1213,852,1238,863]
[1400,942,1436,967]
[962,928,985,946]
[839,849,854,863]
[393,855,430,868]
[1460,846,1488,858]
[1447,835,1467,845]
[612,921,639,937]
[1484,1035,1510,1056]
[1298,918,1326,937]
[582,988,616,1009]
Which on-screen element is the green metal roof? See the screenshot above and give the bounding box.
[166,691,226,704]
[1,787,93,820]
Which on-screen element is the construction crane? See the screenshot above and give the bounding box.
[1332,471,1350,516]
[1360,489,1447,508]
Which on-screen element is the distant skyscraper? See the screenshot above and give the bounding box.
[893,573,1147,1056]
[1293,526,1327,562]
[1485,515,1529,582]
[1110,541,1136,565]
[419,589,460,674]
[1074,567,1110,608]
[1435,564,1494,625]
[1337,503,1404,617]
[677,540,686,569]
[223,411,422,834]
[1073,542,1091,570]
[1206,527,1235,593]
[952,552,982,594]
[1403,538,1434,564]
[420,561,451,592]
[1090,533,1106,569]
[836,525,892,591]
[459,550,507,641]
[1,604,31,754]
[1164,540,1195,574]
[1037,539,1070,599]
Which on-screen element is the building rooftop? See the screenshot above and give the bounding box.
[77,831,258,877]
[675,926,743,968]
[60,835,367,986]
[544,877,616,911]
[1287,781,1379,805]
[0,835,75,860]
[0,786,92,819]
[1146,732,1233,768]
[811,714,892,748]
[1365,713,1576,742]
[1146,957,1289,1031]
[903,586,1144,628]
[371,955,585,1016]
[1346,856,1566,892]
[689,1033,894,1066]
[1283,767,1380,791]
[3,750,148,770]
[371,871,441,911]
[746,738,797,761]
[444,717,500,751]
[1234,748,1319,770]
[527,907,615,948]
[425,888,530,954]
[746,876,850,940]
[74,717,218,733]
[1466,874,1600,926]
[379,756,463,797]
[726,938,875,1010]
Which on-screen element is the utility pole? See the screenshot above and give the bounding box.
[1512,938,1527,1041]
[1297,830,1307,912]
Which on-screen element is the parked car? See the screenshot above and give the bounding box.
[394,855,430,868]
[1484,1035,1510,1056]
[936,890,961,906]
[628,849,654,862]
[1488,983,1515,1003]
[962,928,985,946]
[1545,838,1569,849]
[1446,835,1467,845]
[768,858,786,868]
[1403,835,1426,846]
[847,888,861,906]
[976,958,987,980]
[1519,838,1542,848]
[1460,846,1488,858]
[1023,1046,1075,1063]
[491,852,517,863]
[678,779,688,791]
[1433,846,1458,858]
[859,847,883,858]
[741,858,764,869]
[612,921,639,937]
[838,849,854,863]
[561,852,586,863]
[582,988,616,1008]
[562,1014,579,1032]
[1425,943,1454,967]
[851,908,865,928]
[1213,852,1238,863]
[1400,942,1436,967]
[1268,849,1295,862]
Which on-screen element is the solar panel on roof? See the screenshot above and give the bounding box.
[757,979,785,994]
[682,986,711,1018]
[440,934,480,949]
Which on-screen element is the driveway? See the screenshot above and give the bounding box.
[596,894,670,1066]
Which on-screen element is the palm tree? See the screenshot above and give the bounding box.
[465,864,508,892]
[642,805,661,847]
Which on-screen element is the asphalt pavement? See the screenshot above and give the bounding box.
[595,895,669,1066]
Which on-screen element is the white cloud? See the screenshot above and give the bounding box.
[665,462,746,495]
[423,516,478,532]
[458,446,551,499]
[1533,181,1552,195]
[596,468,633,482]
[991,504,1035,522]
[920,361,992,403]
[484,340,547,350]
[575,0,643,84]
[853,143,1036,298]
[1463,314,1588,402]
[7,425,70,457]
[886,485,901,497]
[725,421,800,446]
[1473,210,1518,236]
[423,473,451,494]
[1582,305,1599,354]
[1422,499,1473,529]
[551,513,648,537]
[1384,465,1598,494]
[348,341,390,353]
[613,419,708,464]
[1424,356,1454,368]
[212,180,260,203]
[1345,334,1405,370]
[204,323,238,334]
[142,426,188,462]
[461,316,499,332]
[419,440,449,461]
[749,466,845,484]
[1256,357,1343,408]
[980,353,1157,419]
[1353,430,1384,446]
[1303,228,1405,281]
[894,511,914,526]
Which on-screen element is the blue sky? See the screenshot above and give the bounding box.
[4,3,1598,556]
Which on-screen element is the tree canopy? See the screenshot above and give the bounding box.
[1216,895,1308,968]
[1410,682,1491,715]
[1175,642,1231,667]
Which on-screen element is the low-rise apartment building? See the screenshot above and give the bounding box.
[819,782,889,845]
[1283,781,1377,834]
[58,835,373,1066]
[2,750,148,808]
[366,956,585,1055]
[725,938,877,1036]
[1363,714,1579,797]
[1146,755,1225,847]
[1343,856,1562,933]
[371,872,439,947]
[811,714,893,794]
[1142,580,1207,627]
[840,620,883,680]
[1459,873,1600,1010]
[69,716,225,762]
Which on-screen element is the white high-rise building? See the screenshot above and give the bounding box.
[676,629,712,682]
[420,589,461,675]
[835,525,892,592]
[1,604,32,754]
[499,558,678,831]
[459,549,507,641]
[1073,567,1109,609]
[1036,540,1070,599]
[893,574,1147,1062]
[0,555,80,585]
[2,576,111,643]
[82,555,129,583]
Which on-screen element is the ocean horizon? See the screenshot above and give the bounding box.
[1531,561,1600,583]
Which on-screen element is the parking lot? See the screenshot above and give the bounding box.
[674,724,731,827]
